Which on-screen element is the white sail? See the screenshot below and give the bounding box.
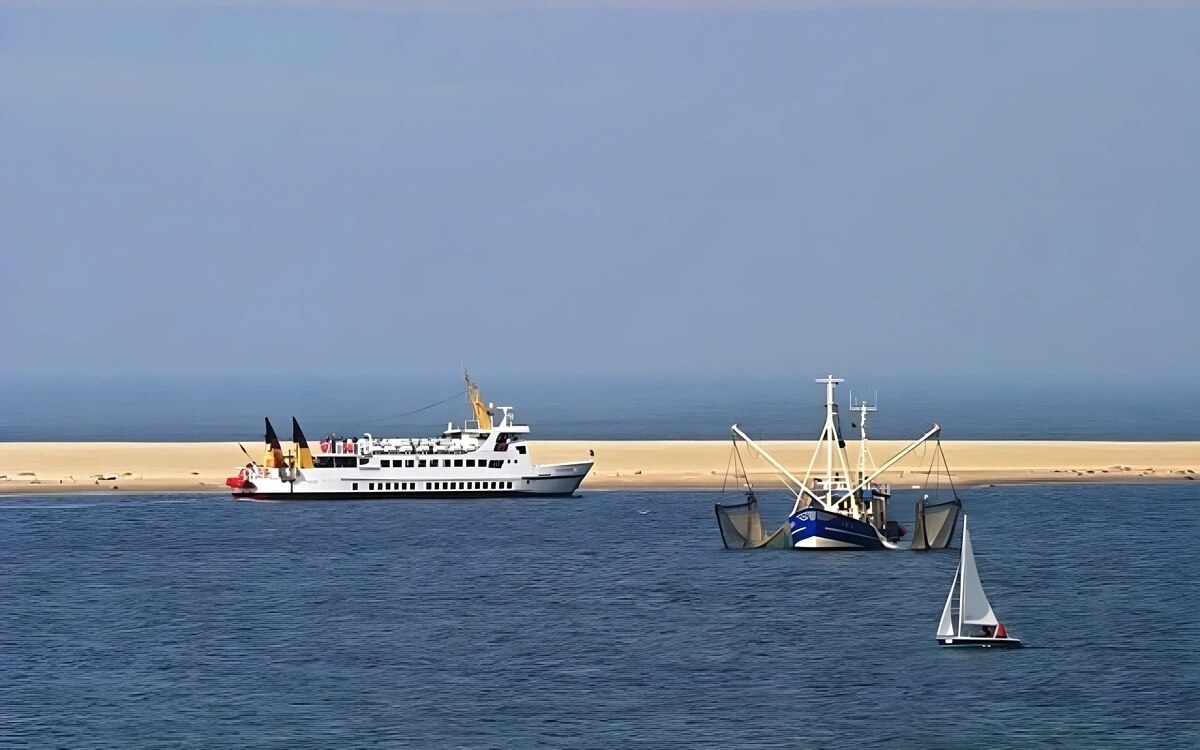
[958,520,998,627]
[937,565,958,637]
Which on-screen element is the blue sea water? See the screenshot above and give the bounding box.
[1,373,1198,441]
[3,485,1199,748]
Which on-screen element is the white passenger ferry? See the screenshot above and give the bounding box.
[225,376,593,500]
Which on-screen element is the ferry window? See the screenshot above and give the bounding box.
[335,456,357,468]
[406,460,415,468]
[516,446,526,455]
[369,483,375,490]
[490,482,495,489]
[418,460,427,468]
[381,460,391,468]
[466,459,475,467]
[506,482,512,489]
[454,459,463,468]
[353,483,358,490]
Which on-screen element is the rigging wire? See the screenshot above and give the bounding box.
[355,390,468,426]
[937,439,961,500]
[287,389,469,438]
[721,442,735,493]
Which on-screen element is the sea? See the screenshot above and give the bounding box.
[2,374,1199,747]
[2,486,1199,748]
[1,373,1198,442]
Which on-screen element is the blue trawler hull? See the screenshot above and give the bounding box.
[788,505,892,550]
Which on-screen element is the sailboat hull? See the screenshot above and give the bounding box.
[937,636,1022,648]
[789,505,892,550]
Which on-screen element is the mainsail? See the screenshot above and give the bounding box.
[958,520,998,627]
[938,516,998,637]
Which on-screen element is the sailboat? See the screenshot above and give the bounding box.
[936,516,1022,648]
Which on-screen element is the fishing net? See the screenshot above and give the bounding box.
[911,497,962,550]
[714,496,791,549]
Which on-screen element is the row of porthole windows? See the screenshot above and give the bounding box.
[379,458,518,468]
[352,481,515,491]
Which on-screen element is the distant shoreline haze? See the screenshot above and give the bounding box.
[1,374,1197,442]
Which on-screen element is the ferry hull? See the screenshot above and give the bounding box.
[237,490,572,501]
[789,505,894,550]
[230,461,592,501]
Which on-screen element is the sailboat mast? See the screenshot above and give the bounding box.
[957,516,968,637]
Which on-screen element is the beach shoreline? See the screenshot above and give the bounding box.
[0,440,1196,496]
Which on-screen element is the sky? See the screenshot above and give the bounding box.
[1,3,1198,381]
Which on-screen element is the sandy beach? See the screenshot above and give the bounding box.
[0,440,1196,495]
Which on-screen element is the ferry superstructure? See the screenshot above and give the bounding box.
[225,377,592,500]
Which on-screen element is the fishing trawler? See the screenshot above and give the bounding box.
[225,375,592,500]
[720,376,942,550]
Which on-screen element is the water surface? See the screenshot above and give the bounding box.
[2,485,1198,747]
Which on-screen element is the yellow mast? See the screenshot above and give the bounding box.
[465,371,493,430]
[262,417,284,468]
[292,417,314,469]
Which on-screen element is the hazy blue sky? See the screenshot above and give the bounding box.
[2,3,1197,380]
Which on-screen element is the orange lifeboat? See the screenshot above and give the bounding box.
[225,467,255,489]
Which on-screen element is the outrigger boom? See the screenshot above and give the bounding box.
[815,423,940,514]
[730,421,941,514]
[720,375,950,551]
[730,424,824,507]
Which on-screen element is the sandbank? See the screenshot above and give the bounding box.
[0,440,1196,496]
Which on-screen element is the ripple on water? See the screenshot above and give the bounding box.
[1,486,1198,748]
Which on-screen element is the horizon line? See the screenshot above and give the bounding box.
[4,0,1200,11]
